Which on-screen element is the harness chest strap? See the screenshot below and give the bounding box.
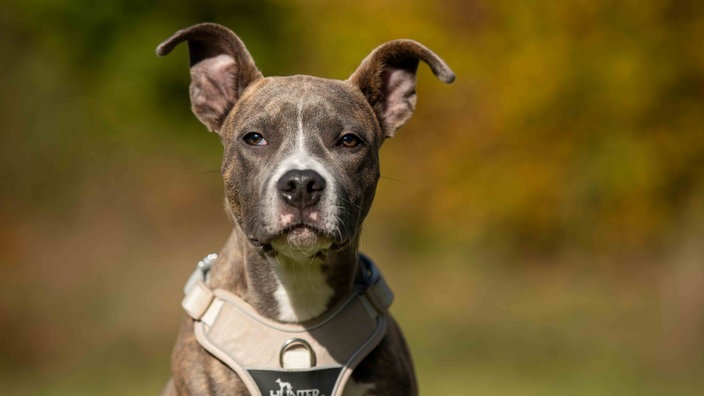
[181,254,394,396]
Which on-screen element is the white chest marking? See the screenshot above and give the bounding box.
[271,255,334,323]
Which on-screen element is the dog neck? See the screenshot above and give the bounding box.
[206,226,359,323]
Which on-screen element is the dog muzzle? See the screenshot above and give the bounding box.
[181,253,394,396]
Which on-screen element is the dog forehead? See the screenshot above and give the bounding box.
[231,75,378,131]
[252,75,359,104]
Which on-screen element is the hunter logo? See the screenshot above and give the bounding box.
[248,368,340,396]
[270,378,324,396]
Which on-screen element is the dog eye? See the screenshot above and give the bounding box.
[242,132,267,146]
[337,134,363,148]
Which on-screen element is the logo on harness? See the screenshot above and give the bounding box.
[271,378,324,396]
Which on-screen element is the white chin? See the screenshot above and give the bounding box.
[270,227,333,261]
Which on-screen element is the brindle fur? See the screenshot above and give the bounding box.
[156,23,453,396]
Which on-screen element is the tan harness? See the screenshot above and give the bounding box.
[181,254,394,396]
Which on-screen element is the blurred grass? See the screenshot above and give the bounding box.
[1,0,704,394]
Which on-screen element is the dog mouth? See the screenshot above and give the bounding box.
[252,224,350,257]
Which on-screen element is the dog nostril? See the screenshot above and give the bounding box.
[278,170,326,209]
[306,176,326,193]
[282,180,297,193]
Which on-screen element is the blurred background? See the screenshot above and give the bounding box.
[1,0,703,394]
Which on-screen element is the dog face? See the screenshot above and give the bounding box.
[220,76,382,257]
[157,23,454,260]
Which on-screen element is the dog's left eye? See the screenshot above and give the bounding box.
[242,132,268,146]
[337,134,363,148]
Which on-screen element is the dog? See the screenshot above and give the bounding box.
[156,22,454,396]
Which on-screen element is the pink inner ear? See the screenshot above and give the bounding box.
[189,54,238,133]
[381,68,418,135]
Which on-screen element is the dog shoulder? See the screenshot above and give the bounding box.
[350,316,418,396]
[170,316,248,395]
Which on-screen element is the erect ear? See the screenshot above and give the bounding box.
[348,40,455,138]
[156,23,263,134]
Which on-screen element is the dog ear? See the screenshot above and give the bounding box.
[156,23,263,134]
[348,40,455,138]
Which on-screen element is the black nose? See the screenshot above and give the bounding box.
[277,169,326,209]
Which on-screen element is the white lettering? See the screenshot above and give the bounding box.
[271,378,323,396]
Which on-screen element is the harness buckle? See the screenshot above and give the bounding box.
[279,338,317,369]
[182,280,215,320]
[182,253,218,320]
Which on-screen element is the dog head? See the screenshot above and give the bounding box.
[157,23,454,262]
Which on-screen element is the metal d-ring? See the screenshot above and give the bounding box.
[279,338,317,368]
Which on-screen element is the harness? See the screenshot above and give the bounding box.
[181,253,394,396]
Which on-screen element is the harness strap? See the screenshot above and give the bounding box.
[358,254,394,312]
[181,253,393,396]
[182,280,214,320]
[182,253,218,320]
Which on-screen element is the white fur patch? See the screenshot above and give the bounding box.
[263,97,339,234]
[264,95,341,323]
[271,254,334,322]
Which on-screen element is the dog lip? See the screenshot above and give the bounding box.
[278,223,329,238]
[253,223,339,248]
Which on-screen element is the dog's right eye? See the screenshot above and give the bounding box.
[242,132,268,146]
[337,133,364,148]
